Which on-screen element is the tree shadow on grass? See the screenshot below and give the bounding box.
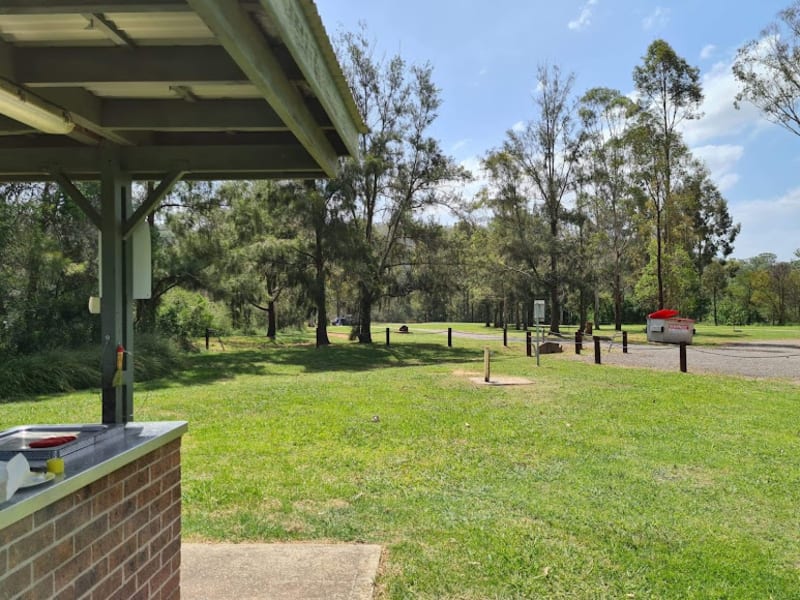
[136,342,484,392]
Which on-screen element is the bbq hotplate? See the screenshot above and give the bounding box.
[0,424,111,463]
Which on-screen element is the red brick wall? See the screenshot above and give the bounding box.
[0,439,181,600]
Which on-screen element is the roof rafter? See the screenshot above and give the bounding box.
[186,0,340,177]
[17,46,246,87]
[101,99,285,130]
[0,143,320,178]
[81,13,136,47]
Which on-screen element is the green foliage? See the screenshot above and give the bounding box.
[734,1,800,137]
[635,241,700,315]
[333,25,470,342]
[0,333,184,400]
[0,183,99,354]
[156,287,230,340]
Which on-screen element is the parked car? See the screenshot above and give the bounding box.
[332,315,353,326]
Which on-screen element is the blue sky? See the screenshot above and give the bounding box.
[316,0,799,261]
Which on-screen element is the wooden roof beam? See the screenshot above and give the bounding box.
[186,0,340,177]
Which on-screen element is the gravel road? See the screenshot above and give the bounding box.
[564,338,800,383]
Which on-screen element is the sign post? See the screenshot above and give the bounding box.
[533,300,545,367]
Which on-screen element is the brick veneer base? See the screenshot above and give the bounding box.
[0,439,181,600]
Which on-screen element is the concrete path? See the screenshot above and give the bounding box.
[181,542,382,600]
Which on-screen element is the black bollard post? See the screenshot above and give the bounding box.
[594,337,601,364]
[622,331,628,354]
[448,327,452,348]
[386,327,390,347]
[526,331,532,357]
[503,327,508,347]
[575,331,582,355]
[680,342,687,373]
[205,328,210,351]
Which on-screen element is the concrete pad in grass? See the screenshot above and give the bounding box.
[181,542,382,600]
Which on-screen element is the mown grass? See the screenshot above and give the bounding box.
[1,331,798,598]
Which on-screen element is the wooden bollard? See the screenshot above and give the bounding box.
[503,327,508,347]
[575,331,582,355]
[594,337,601,364]
[484,347,491,383]
[205,328,210,351]
[386,327,390,347]
[680,342,687,373]
[526,331,532,357]
[448,327,452,347]
[622,331,628,354]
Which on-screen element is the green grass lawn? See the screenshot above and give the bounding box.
[2,331,799,598]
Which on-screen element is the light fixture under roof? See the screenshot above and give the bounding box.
[0,78,74,135]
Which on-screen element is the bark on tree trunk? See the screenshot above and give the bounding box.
[578,288,588,333]
[656,208,665,309]
[266,301,276,339]
[614,271,623,331]
[313,225,330,347]
[357,283,372,343]
[549,219,561,333]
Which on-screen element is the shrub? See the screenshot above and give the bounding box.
[156,287,230,341]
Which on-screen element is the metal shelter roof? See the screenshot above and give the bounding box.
[0,0,365,181]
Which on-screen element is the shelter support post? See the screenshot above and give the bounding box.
[100,156,134,424]
[55,165,183,424]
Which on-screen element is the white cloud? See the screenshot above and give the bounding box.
[700,44,716,60]
[642,6,670,31]
[679,58,770,146]
[511,120,526,133]
[731,187,800,260]
[692,144,744,192]
[568,0,598,32]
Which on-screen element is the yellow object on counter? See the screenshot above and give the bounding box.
[46,457,64,475]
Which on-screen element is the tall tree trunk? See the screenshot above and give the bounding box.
[594,288,601,330]
[656,208,665,309]
[578,288,588,332]
[549,219,561,333]
[613,270,623,331]
[313,226,329,347]
[266,301,276,339]
[356,282,372,343]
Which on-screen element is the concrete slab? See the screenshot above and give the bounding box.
[181,542,382,600]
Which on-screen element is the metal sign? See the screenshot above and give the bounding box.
[534,300,545,323]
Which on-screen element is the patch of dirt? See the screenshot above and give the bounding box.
[468,376,535,386]
[452,369,481,377]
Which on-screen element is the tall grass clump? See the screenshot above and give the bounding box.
[0,334,186,400]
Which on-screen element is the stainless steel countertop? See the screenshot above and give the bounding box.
[0,421,188,529]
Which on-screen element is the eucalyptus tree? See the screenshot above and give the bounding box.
[671,163,740,275]
[334,27,469,343]
[267,180,357,345]
[484,64,582,332]
[734,2,800,137]
[632,40,703,309]
[578,87,641,329]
